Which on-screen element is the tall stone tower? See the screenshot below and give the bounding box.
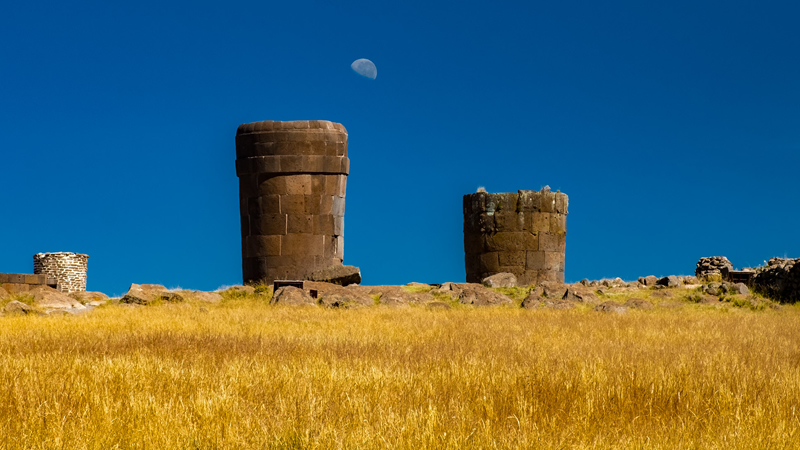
[235,120,349,285]
[463,189,568,285]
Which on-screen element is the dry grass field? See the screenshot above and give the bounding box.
[1,289,799,449]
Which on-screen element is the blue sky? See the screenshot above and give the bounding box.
[1,0,798,295]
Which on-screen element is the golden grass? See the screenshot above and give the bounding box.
[1,297,799,449]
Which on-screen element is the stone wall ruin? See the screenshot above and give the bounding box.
[236,120,349,285]
[33,252,88,293]
[463,189,568,285]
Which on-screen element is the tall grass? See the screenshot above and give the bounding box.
[1,299,799,449]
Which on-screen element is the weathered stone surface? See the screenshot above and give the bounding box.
[318,288,374,308]
[120,284,184,305]
[594,301,627,314]
[179,291,223,303]
[270,286,316,306]
[306,265,361,286]
[731,282,750,296]
[703,283,721,296]
[683,276,699,285]
[639,276,659,287]
[539,281,567,299]
[457,285,512,306]
[657,275,681,288]
[372,286,433,305]
[33,252,89,293]
[69,291,109,304]
[624,298,654,309]
[0,286,9,300]
[3,300,35,315]
[481,272,517,288]
[29,286,85,310]
[562,287,597,303]
[752,257,800,303]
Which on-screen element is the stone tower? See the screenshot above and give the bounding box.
[33,252,89,293]
[235,120,349,285]
[463,189,568,285]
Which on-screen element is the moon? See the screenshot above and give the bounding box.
[351,58,377,79]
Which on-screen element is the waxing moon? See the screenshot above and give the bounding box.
[351,58,377,79]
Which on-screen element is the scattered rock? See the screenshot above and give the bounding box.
[180,291,224,303]
[520,289,545,309]
[540,281,567,299]
[657,276,681,288]
[594,301,627,314]
[0,286,10,300]
[624,298,653,310]
[457,284,513,306]
[29,286,85,310]
[627,281,643,289]
[120,284,184,305]
[306,265,361,286]
[270,286,316,306]
[638,276,659,287]
[481,272,517,288]
[731,283,750,296]
[703,283,721,296]
[69,291,109,304]
[562,287,597,303]
[683,276,699,285]
[651,289,673,298]
[3,300,35,315]
[579,279,590,286]
[318,288,374,308]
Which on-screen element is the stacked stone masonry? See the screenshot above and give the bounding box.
[33,252,88,293]
[463,189,568,286]
[236,120,349,285]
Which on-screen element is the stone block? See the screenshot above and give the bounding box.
[336,176,347,197]
[324,175,339,195]
[332,196,345,217]
[555,193,569,214]
[334,215,345,235]
[463,233,485,254]
[24,274,39,285]
[0,273,8,283]
[259,195,280,214]
[539,232,559,252]
[303,195,321,215]
[335,235,344,258]
[313,215,335,235]
[480,252,500,273]
[465,254,481,279]
[519,270,539,286]
[287,215,313,234]
[280,195,306,214]
[314,196,331,215]
[518,190,542,212]
[494,211,524,232]
[259,175,287,196]
[526,251,545,270]
[541,191,556,213]
[245,235,281,257]
[544,252,565,271]
[550,213,567,234]
[485,232,537,252]
[498,251,526,267]
[477,213,495,233]
[282,234,324,256]
[279,155,304,173]
[238,175,260,198]
[528,213,551,232]
[311,176,326,195]
[284,174,313,195]
[250,214,287,235]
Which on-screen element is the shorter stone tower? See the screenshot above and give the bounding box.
[463,189,568,285]
[33,252,89,293]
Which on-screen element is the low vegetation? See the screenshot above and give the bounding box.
[1,290,798,449]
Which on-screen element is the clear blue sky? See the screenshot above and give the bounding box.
[1,0,798,295]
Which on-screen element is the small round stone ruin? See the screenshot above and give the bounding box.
[33,252,89,293]
[463,189,568,285]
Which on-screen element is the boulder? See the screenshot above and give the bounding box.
[732,283,750,296]
[481,272,517,288]
[306,265,361,286]
[3,300,35,315]
[624,298,654,310]
[457,284,512,306]
[374,287,433,305]
[628,281,643,289]
[318,288,374,308]
[539,281,567,299]
[639,276,659,287]
[562,287,597,303]
[29,286,85,310]
[69,291,109,304]
[594,301,627,314]
[121,284,184,305]
[657,276,681,288]
[703,283,721,296]
[0,286,10,300]
[521,288,545,309]
[270,286,316,306]
[683,276,700,285]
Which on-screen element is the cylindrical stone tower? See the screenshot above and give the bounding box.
[33,252,89,293]
[463,189,568,286]
[235,120,349,285]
